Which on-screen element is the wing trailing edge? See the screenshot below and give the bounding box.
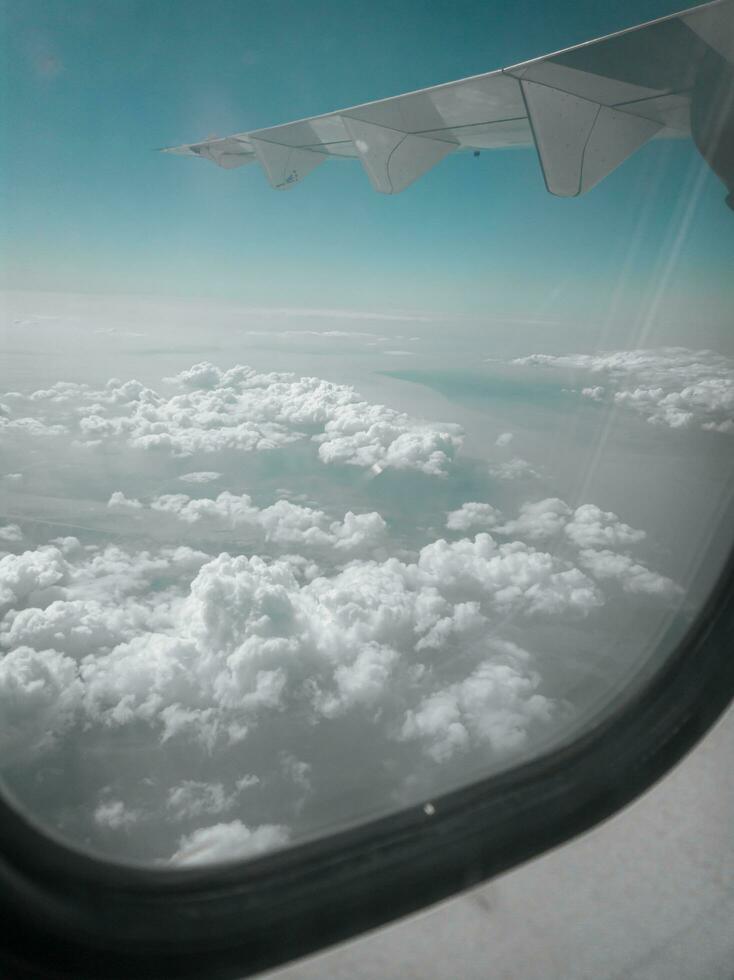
[160,0,734,203]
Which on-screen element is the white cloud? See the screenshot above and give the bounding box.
[166,779,256,821]
[0,524,23,544]
[513,348,734,433]
[108,490,143,512]
[496,498,572,541]
[168,820,290,866]
[0,546,68,612]
[6,362,463,475]
[94,800,140,830]
[495,432,514,447]
[401,641,555,762]
[178,471,222,484]
[0,645,82,762]
[0,463,682,865]
[488,457,541,481]
[109,490,388,557]
[564,504,645,549]
[415,534,603,617]
[493,498,646,552]
[0,417,67,437]
[582,386,605,401]
[446,502,502,532]
[0,525,607,756]
[236,306,439,323]
[578,549,682,599]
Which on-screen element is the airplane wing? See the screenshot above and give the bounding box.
[161,0,734,198]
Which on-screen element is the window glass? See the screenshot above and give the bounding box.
[1,0,732,868]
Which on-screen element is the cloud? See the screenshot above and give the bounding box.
[582,386,605,401]
[0,546,68,612]
[578,549,682,598]
[108,491,144,512]
[415,534,603,616]
[6,363,463,475]
[513,348,734,433]
[563,504,646,549]
[496,498,572,541]
[109,490,388,557]
[0,479,680,863]
[495,432,514,447]
[400,641,554,762]
[446,502,502,532]
[488,457,541,480]
[0,645,82,762]
[178,471,222,484]
[493,499,646,551]
[237,307,440,323]
[166,778,257,822]
[94,800,140,830]
[0,488,675,774]
[168,820,290,866]
[0,526,605,759]
[0,524,23,544]
[0,417,67,437]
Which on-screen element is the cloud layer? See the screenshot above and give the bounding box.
[108,490,388,558]
[1,362,463,475]
[0,356,689,866]
[513,348,734,433]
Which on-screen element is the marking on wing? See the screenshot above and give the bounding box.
[249,138,326,189]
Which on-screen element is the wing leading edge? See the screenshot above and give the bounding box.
[161,0,734,201]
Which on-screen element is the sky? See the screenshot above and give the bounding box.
[1,0,733,868]
[2,0,733,323]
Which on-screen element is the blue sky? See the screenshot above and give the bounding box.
[2,0,732,324]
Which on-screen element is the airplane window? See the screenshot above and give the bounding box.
[1,0,732,898]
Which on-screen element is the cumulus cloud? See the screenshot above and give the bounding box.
[108,491,143,513]
[108,490,388,557]
[496,498,572,541]
[0,546,68,612]
[0,525,608,765]
[0,342,682,864]
[495,432,514,447]
[564,504,646,549]
[0,486,676,788]
[168,820,290,866]
[446,502,502,532]
[493,498,647,552]
[0,645,82,761]
[578,549,682,599]
[513,348,734,433]
[401,642,554,762]
[4,362,462,475]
